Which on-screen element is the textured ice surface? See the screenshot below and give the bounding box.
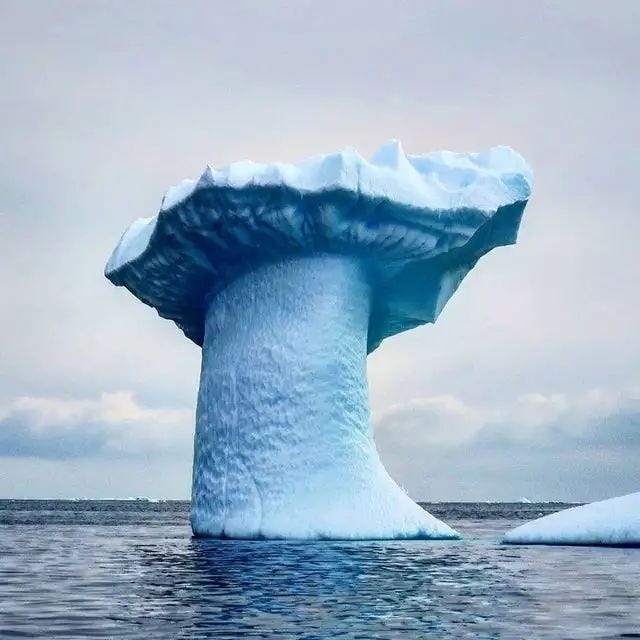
[191,255,457,538]
[504,492,640,547]
[106,140,531,539]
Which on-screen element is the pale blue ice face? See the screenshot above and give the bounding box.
[190,255,458,539]
[105,141,531,539]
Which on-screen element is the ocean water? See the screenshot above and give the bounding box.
[1,501,638,639]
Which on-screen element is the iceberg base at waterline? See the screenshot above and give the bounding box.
[503,492,640,547]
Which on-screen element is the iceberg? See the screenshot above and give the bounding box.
[105,140,531,539]
[503,492,640,547]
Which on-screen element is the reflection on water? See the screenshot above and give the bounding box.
[1,501,639,638]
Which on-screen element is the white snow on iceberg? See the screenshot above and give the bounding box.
[503,492,640,547]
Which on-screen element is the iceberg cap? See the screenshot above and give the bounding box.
[105,140,531,351]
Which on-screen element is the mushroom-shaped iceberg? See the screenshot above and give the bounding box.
[106,140,532,539]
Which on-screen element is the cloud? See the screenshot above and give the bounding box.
[1,384,637,501]
[374,385,640,501]
[373,395,478,450]
[470,386,640,449]
[0,392,193,459]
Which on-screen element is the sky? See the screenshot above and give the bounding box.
[1,0,638,501]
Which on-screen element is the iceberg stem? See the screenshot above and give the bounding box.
[190,254,456,539]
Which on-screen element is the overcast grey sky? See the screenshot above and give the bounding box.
[1,0,638,500]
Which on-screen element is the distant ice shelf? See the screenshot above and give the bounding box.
[503,492,640,547]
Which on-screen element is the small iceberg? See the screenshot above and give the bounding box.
[503,491,640,547]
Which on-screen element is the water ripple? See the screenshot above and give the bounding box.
[0,501,638,638]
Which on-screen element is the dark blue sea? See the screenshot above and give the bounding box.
[1,500,638,639]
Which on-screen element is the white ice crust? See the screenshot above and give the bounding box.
[504,492,640,547]
[106,140,532,275]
